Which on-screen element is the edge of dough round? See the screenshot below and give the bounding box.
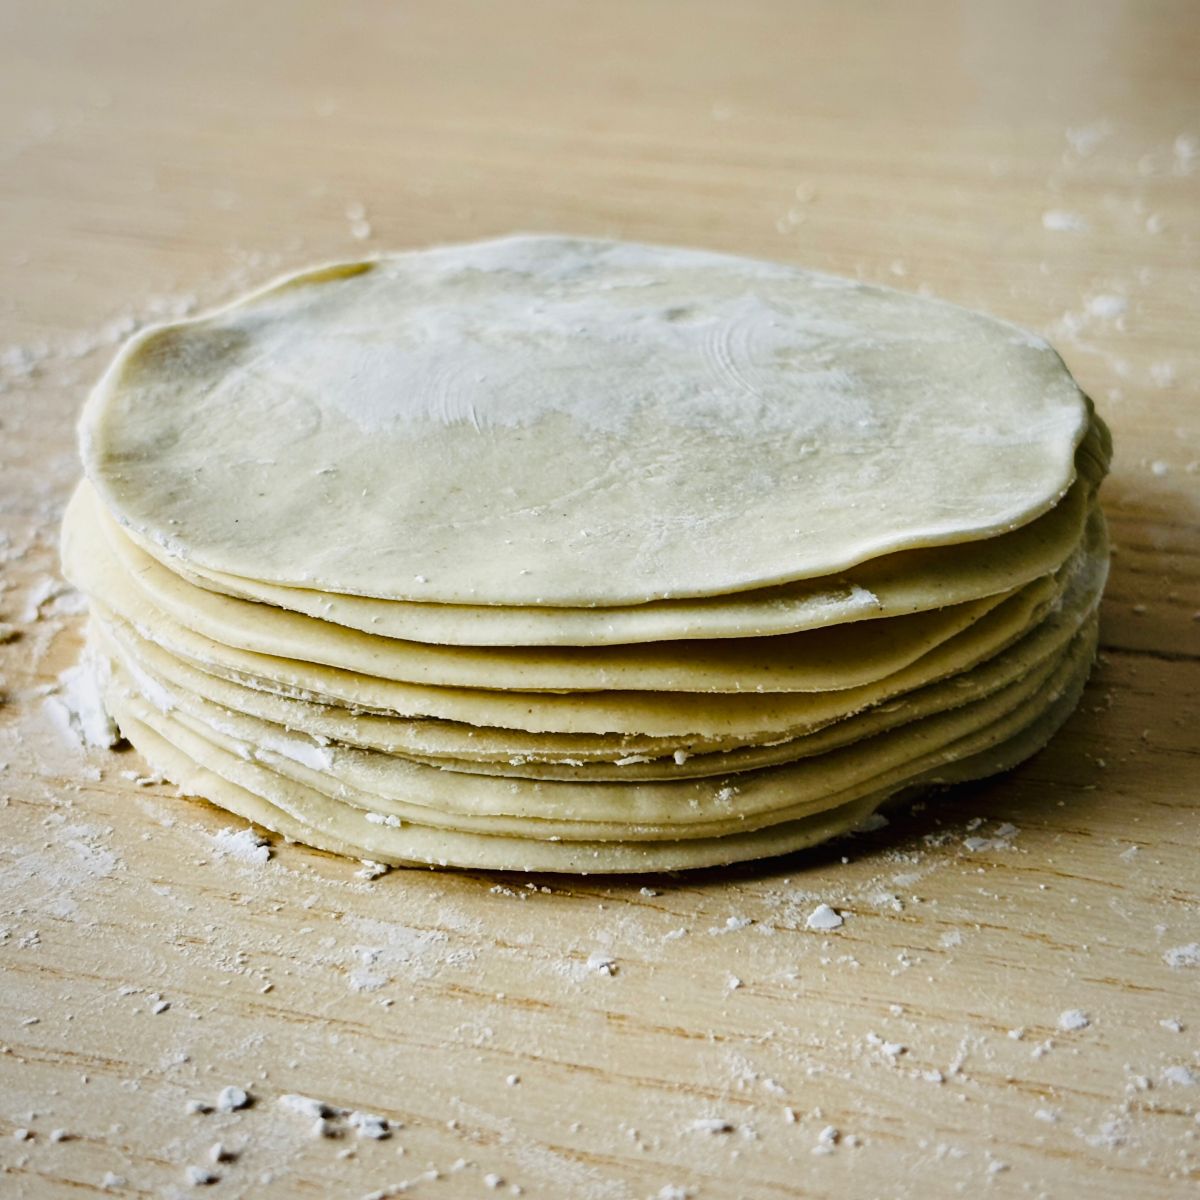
[79,234,1096,607]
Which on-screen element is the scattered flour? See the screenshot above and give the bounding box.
[1042,210,1090,233]
[1164,944,1200,969]
[211,826,272,865]
[44,657,119,750]
[687,1118,733,1135]
[215,1086,251,1113]
[1085,294,1127,319]
[1162,1066,1197,1087]
[806,904,843,932]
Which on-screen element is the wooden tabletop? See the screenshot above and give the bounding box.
[2,3,1197,1197]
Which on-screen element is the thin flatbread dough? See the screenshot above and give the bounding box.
[116,463,1097,646]
[65,485,1038,695]
[75,507,1105,741]
[102,625,1093,833]
[93,558,1101,775]
[80,235,1095,607]
[102,631,1094,871]
[104,616,1089,800]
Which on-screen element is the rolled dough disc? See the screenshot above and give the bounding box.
[80,235,1095,607]
[101,625,1095,872]
[67,483,1041,695]
[68,235,1111,873]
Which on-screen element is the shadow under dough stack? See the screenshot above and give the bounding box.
[63,235,1112,872]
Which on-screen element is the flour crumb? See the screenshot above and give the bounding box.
[1086,294,1126,319]
[687,1117,734,1134]
[46,656,119,750]
[1057,1009,1090,1032]
[806,904,843,931]
[348,1111,391,1139]
[865,1033,905,1059]
[280,1094,335,1119]
[365,812,402,827]
[1164,944,1200,969]
[586,951,617,976]
[185,1165,219,1186]
[1163,1065,1197,1087]
[1042,210,1090,232]
[211,827,271,864]
[215,1085,251,1113]
[812,1125,840,1155]
[711,915,753,934]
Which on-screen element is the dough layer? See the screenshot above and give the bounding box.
[66,237,1111,872]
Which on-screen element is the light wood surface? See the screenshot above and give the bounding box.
[1,3,1197,1197]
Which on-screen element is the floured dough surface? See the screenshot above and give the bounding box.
[101,626,1095,872]
[80,235,1093,606]
[67,236,1113,874]
[121,467,1096,647]
[66,484,1025,695]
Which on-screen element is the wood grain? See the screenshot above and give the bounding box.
[1,2,1197,1197]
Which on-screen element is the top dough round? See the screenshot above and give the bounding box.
[80,235,1092,606]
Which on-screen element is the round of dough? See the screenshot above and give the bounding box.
[80,235,1093,606]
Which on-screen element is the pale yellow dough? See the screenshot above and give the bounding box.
[127,465,1098,647]
[92,510,1105,771]
[80,236,1095,607]
[66,236,1111,872]
[72,486,1019,695]
[65,501,1106,739]
[102,627,1095,872]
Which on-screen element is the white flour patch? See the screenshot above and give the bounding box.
[0,818,122,921]
[1163,944,1200,969]
[1162,1065,1197,1087]
[43,656,119,751]
[211,826,272,865]
[1086,294,1127,319]
[340,914,476,990]
[1042,210,1090,233]
[806,904,843,931]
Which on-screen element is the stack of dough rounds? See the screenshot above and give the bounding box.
[63,235,1111,873]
